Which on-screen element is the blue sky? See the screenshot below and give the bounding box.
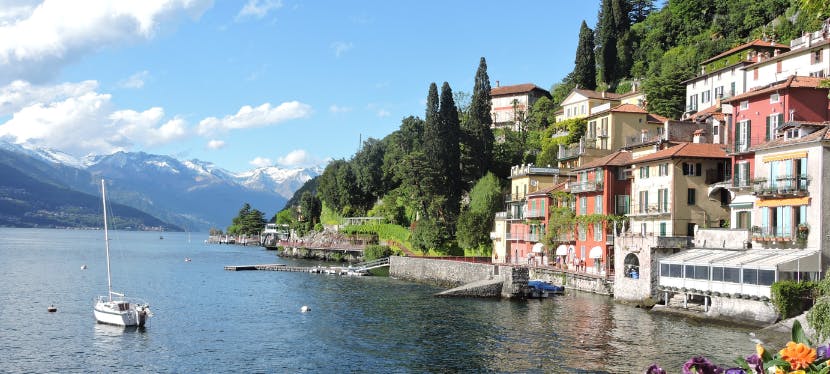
[0,0,602,173]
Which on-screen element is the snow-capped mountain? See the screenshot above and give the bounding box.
[0,140,323,231]
[235,166,322,199]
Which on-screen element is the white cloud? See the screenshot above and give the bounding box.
[249,156,273,168]
[276,149,315,167]
[0,0,212,84]
[206,139,225,149]
[197,101,312,135]
[236,0,282,20]
[0,79,97,116]
[376,109,390,118]
[119,70,150,89]
[330,41,353,57]
[329,104,351,114]
[0,79,191,156]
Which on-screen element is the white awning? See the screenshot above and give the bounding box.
[532,242,544,253]
[660,248,820,272]
[555,244,568,256]
[589,246,603,259]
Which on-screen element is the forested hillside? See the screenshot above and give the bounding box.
[278,0,830,255]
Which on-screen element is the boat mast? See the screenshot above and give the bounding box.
[101,179,113,302]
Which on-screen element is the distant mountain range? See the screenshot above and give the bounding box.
[0,141,322,231]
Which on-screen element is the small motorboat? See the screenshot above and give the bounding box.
[184,257,192,262]
[48,304,57,312]
[81,265,87,270]
[527,280,565,296]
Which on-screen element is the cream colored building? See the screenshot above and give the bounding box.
[628,142,731,237]
[555,88,621,122]
[490,83,550,129]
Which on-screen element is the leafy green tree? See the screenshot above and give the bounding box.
[643,45,697,119]
[491,129,527,179]
[802,0,830,19]
[299,191,322,231]
[550,74,576,108]
[573,21,597,90]
[460,57,495,189]
[352,137,387,201]
[317,159,366,216]
[227,203,265,236]
[526,96,556,132]
[456,173,503,250]
[411,217,444,253]
[274,209,293,225]
[629,0,654,23]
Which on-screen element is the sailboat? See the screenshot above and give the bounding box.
[93,179,153,327]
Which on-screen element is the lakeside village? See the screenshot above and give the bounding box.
[218,24,830,330]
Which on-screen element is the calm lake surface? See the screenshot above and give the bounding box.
[0,228,786,373]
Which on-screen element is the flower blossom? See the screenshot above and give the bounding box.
[778,342,817,370]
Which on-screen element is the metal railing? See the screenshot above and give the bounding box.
[752,176,810,197]
[567,180,604,194]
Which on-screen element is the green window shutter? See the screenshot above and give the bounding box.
[747,120,752,148]
[765,116,771,141]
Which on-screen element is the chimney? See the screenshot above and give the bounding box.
[693,129,707,144]
[774,48,780,56]
[602,91,606,98]
[496,80,500,87]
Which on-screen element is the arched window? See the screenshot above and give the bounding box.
[624,253,640,279]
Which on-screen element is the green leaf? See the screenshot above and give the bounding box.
[792,319,813,346]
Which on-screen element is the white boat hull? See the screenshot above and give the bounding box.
[94,298,150,327]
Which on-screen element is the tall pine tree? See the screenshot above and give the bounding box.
[461,57,494,188]
[596,0,618,85]
[420,83,444,221]
[573,21,597,90]
[438,82,462,229]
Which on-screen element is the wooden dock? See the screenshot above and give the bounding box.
[224,258,389,275]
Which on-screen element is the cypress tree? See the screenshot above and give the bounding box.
[596,0,618,85]
[573,21,597,90]
[461,57,495,188]
[420,83,444,221]
[438,81,461,227]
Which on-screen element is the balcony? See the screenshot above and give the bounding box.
[505,233,542,242]
[505,193,526,203]
[494,211,524,221]
[751,225,807,245]
[752,176,810,198]
[567,180,604,194]
[525,209,546,219]
[624,130,663,147]
[629,204,671,217]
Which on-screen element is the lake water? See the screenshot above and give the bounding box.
[0,228,786,373]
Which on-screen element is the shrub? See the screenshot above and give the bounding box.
[363,245,393,261]
[772,280,816,319]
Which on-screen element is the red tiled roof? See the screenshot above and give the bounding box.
[724,76,828,103]
[633,142,728,163]
[573,150,633,171]
[647,113,669,123]
[491,83,549,96]
[702,39,790,65]
[689,104,722,121]
[751,122,830,150]
[610,103,647,114]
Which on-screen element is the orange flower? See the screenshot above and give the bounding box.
[778,341,816,370]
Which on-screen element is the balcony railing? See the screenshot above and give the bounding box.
[629,203,671,217]
[506,233,542,242]
[567,180,604,194]
[494,211,524,220]
[525,209,546,218]
[751,226,807,244]
[752,176,810,197]
[624,131,663,147]
[505,193,526,203]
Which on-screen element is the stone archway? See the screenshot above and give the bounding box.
[623,253,640,278]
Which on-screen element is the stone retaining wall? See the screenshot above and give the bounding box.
[389,256,498,288]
